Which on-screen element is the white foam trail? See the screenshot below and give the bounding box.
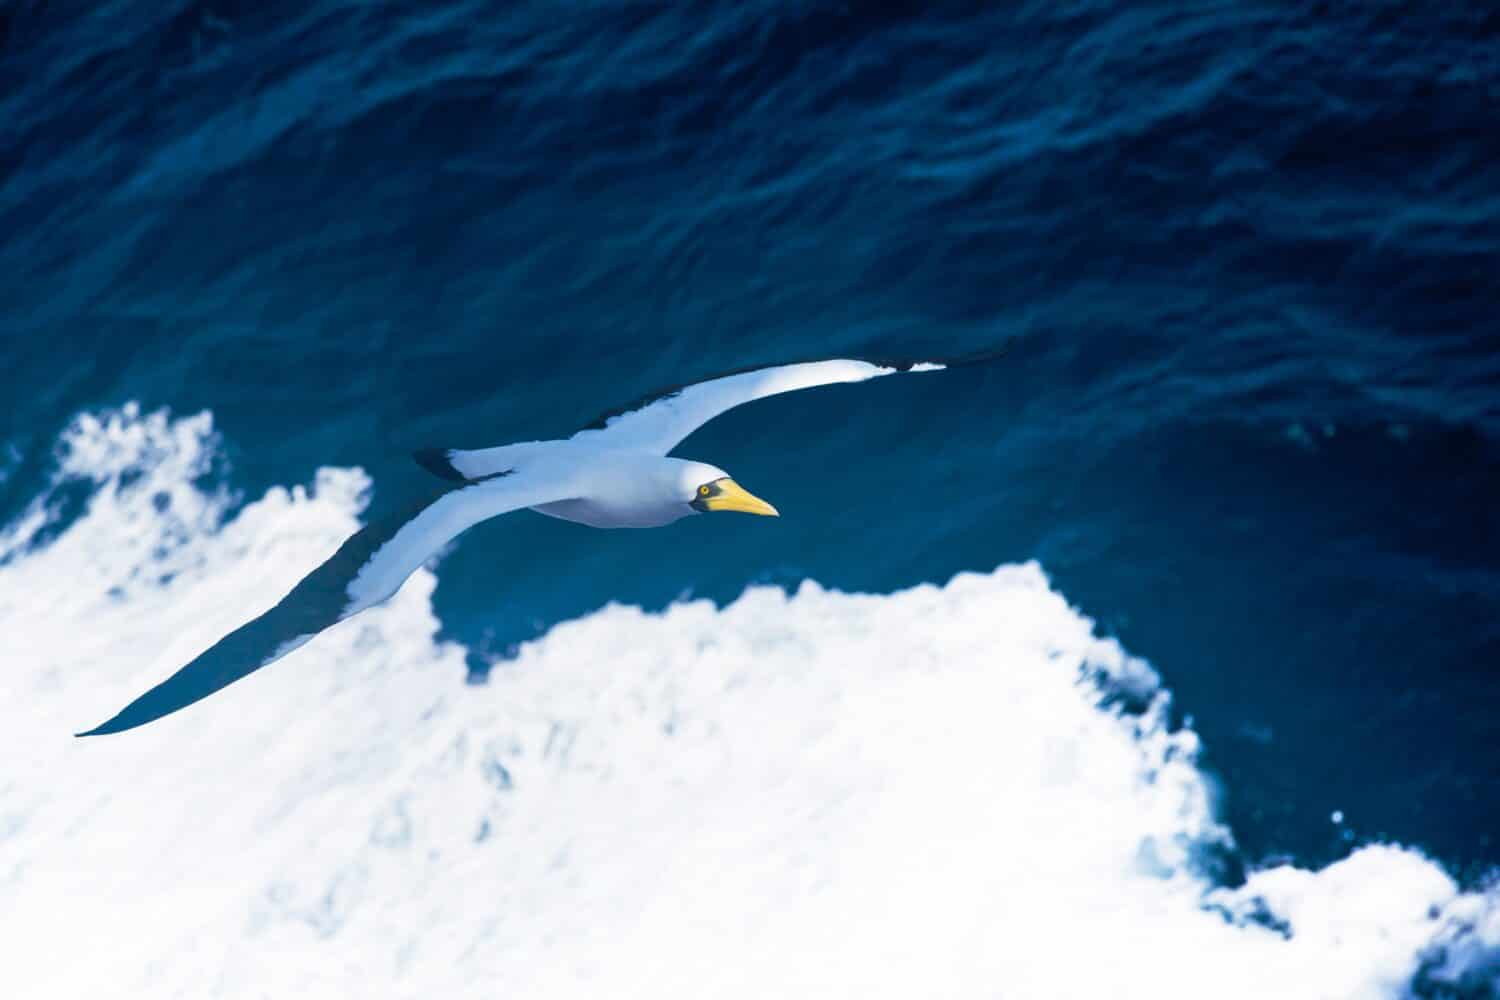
[0,405,1494,999]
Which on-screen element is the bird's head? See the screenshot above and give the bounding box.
[678,462,779,518]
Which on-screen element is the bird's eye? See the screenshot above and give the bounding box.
[699,485,710,496]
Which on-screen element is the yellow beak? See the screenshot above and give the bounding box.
[703,478,779,517]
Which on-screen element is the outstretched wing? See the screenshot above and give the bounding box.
[77,469,577,737]
[571,358,947,456]
[411,440,555,487]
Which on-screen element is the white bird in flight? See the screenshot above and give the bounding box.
[79,357,952,736]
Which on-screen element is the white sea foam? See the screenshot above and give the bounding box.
[0,405,1494,999]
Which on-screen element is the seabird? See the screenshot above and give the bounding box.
[77,357,950,736]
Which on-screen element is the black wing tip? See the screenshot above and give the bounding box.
[413,448,466,482]
[75,706,145,737]
[872,342,1014,372]
[576,345,1014,434]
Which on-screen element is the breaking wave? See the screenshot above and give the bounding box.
[1,405,1495,998]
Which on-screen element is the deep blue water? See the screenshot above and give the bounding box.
[3,1,1498,880]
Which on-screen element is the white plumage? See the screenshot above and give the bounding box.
[78,358,944,736]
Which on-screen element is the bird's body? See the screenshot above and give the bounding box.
[78,357,956,737]
[526,450,728,530]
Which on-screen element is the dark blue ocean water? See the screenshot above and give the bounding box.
[3,1,1497,881]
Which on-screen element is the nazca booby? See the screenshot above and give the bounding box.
[78,358,946,736]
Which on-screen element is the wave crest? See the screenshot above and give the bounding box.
[0,405,1494,998]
